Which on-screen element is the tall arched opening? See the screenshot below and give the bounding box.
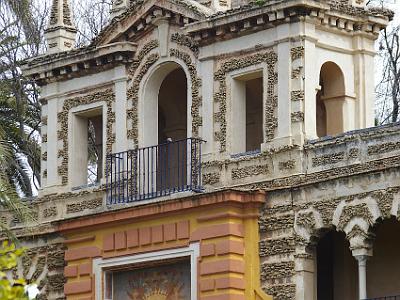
[316,230,358,300]
[158,68,187,143]
[316,62,349,138]
[141,61,190,148]
[138,62,192,196]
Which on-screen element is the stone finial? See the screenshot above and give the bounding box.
[45,0,77,54]
[350,0,365,7]
[111,0,129,19]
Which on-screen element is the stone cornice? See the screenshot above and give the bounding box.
[184,0,390,44]
[21,42,137,85]
[56,189,265,232]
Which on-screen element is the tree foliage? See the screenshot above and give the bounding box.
[0,242,28,300]
[368,0,400,124]
[0,1,48,196]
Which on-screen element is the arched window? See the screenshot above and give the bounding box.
[316,62,346,138]
[158,68,187,143]
[141,62,190,147]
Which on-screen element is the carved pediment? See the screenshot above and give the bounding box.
[93,0,213,46]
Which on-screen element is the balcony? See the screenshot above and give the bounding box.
[106,138,204,204]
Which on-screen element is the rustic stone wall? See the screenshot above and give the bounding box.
[8,236,66,300]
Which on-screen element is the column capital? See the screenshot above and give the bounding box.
[352,247,373,258]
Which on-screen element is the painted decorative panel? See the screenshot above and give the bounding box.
[112,260,191,299]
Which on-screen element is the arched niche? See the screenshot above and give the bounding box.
[316,61,355,137]
[139,60,192,148]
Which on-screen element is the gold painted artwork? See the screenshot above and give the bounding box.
[112,261,191,300]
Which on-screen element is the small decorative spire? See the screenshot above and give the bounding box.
[45,0,77,54]
[350,0,365,7]
[111,0,129,19]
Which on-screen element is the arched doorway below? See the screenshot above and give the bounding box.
[316,230,358,300]
[367,218,400,298]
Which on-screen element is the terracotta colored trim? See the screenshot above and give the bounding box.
[216,240,244,255]
[114,231,127,250]
[58,190,265,232]
[126,228,139,248]
[191,223,244,241]
[65,246,101,261]
[78,263,92,276]
[200,259,245,275]
[197,212,259,222]
[164,223,177,241]
[101,241,189,259]
[64,235,95,244]
[215,277,246,290]
[64,265,78,278]
[200,243,216,257]
[103,234,114,252]
[200,279,215,292]
[177,220,190,240]
[64,279,92,295]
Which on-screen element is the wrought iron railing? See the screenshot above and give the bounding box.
[365,296,400,300]
[106,138,204,204]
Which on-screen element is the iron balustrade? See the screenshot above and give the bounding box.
[106,137,204,204]
[365,297,400,300]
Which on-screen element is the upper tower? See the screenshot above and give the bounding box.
[45,0,77,54]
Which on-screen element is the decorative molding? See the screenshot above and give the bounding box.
[367,141,400,156]
[290,46,304,61]
[57,89,115,185]
[232,164,269,180]
[171,33,199,58]
[213,50,278,152]
[279,160,296,170]
[126,42,202,144]
[291,111,304,123]
[127,53,160,145]
[203,172,220,185]
[170,48,202,137]
[291,90,304,102]
[66,198,103,214]
[312,152,345,167]
[128,40,159,77]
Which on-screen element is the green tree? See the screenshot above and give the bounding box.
[0,1,45,196]
[0,241,28,300]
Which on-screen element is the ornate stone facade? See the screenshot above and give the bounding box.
[19,0,397,299]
